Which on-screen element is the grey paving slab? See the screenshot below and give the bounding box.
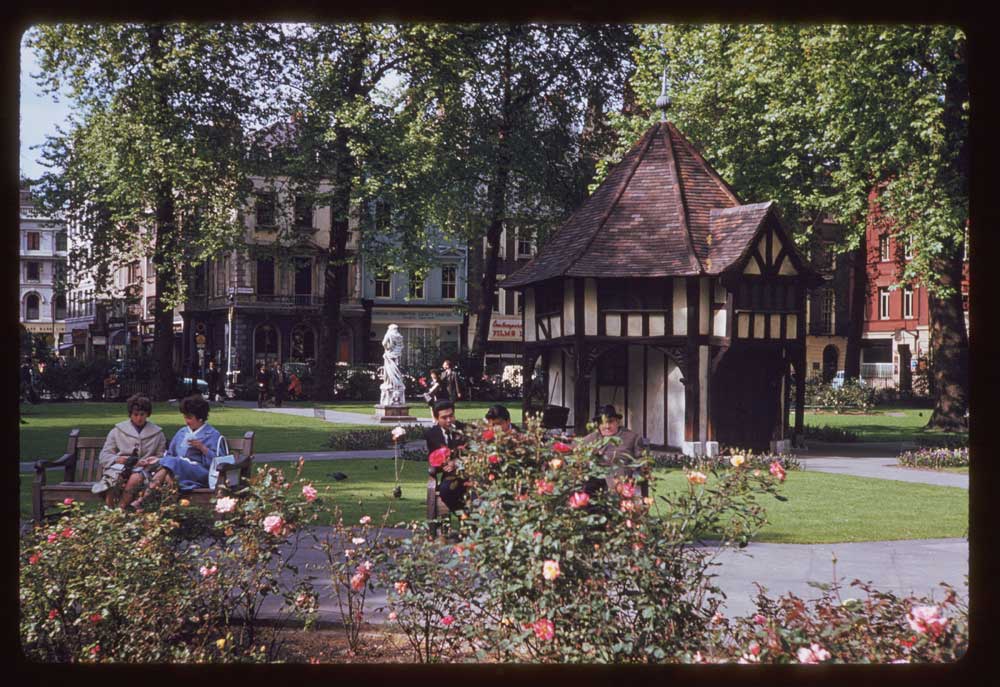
[255,527,967,625]
[799,457,968,489]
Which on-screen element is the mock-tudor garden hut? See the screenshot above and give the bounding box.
[505,104,823,456]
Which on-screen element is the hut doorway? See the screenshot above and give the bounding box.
[712,346,786,452]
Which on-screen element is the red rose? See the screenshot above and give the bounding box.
[429,447,451,468]
[48,609,59,620]
[89,613,102,624]
[482,429,495,442]
[419,377,427,387]
[488,454,500,464]
[552,442,572,454]
[535,479,554,495]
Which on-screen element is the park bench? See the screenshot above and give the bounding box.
[32,429,255,522]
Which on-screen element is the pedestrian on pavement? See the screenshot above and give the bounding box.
[256,363,270,408]
[441,359,462,402]
[206,360,223,403]
[20,358,39,404]
[271,361,286,408]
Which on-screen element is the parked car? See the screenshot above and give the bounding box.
[830,371,867,389]
[179,377,210,394]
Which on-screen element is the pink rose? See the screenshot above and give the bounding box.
[215,496,237,514]
[542,560,560,581]
[617,482,635,499]
[569,492,590,508]
[29,552,41,565]
[62,498,74,506]
[200,565,218,578]
[551,442,572,454]
[532,618,555,641]
[482,429,495,442]
[687,470,708,485]
[46,533,58,543]
[388,611,398,621]
[418,377,427,387]
[90,644,100,656]
[753,614,767,625]
[61,527,75,539]
[549,458,564,470]
[429,446,450,468]
[350,573,368,592]
[359,515,372,525]
[796,643,831,664]
[441,615,455,627]
[535,479,554,495]
[488,454,500,464]
[263,514,285,535]
[302,484,318,502]
[907,605,948,637]
[769,461,786,482]
[394,581,408,595]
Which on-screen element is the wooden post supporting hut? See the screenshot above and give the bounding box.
[505,111,822,456]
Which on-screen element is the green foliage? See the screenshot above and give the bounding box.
[325,427,423,452]
[802,425,859,442]
[38,358,111,401]
[805,376,876,412]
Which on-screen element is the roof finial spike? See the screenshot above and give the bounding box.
[655,64,671,122]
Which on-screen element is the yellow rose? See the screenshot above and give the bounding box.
[179,499,190,507]
[730,455,745,468]
[687,471,708,485]
[216,638,226,650]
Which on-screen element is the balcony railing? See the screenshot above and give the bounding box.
[861,362,893,379]
[205,293,325,308]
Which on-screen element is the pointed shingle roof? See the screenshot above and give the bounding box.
[506,121,787,287]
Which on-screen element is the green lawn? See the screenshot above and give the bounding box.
[18,402,369,461]
[649,469,967,544]
[797,405,968,443]
[318,400,523,424]
[21,459,968,544]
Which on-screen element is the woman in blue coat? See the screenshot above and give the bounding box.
[132,394,224,507]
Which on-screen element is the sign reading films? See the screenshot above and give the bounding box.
[489,315,523,341]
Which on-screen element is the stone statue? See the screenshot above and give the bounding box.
[379,324,406,406]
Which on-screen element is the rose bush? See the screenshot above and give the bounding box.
[897,447,969,469]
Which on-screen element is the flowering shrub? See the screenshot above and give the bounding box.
[805,377,876,412]
[377,417,788,663]
[716,578,968,663]
[326,426,423,451]
[897,447,969,469]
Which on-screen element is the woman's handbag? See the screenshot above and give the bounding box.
[207,435,239,490]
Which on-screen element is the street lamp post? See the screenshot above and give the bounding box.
[226,288,235,397]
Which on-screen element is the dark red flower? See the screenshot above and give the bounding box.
[552,441,573,454]
[482,429,495,442]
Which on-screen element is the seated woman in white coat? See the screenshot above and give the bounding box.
[95,394,167,509]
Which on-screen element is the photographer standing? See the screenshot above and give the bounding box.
[441,359,462,402]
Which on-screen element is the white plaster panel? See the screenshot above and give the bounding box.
[672,278,687,335]
[699,277,710,335]
[699,345,708,442]
[584,278,597,336]
[667,360,685,448]
[753,313,765,339]
[565,348,577,427]
[598,385,624,412]
[547,353,563,407]
[627,314,642,337]
[524,289,536,342]
[714,280,728,304]
[563,279,575,337]
[770,314,781,339]
[768,230,779,264]
[786,314,798,339]
[778,256,798,275]
[550,316,561,339]
[649,315,665,336]
[737,312,749,339]
[646,350,665,445]
[606,315,621,337]
[713,307,727,337]
[744,258,761,275]
[627,345,644,436]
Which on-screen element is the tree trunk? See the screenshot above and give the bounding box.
[148,25,177,401]
[927,246,969,430]
[843,240,866,380]
[469,36,513,381]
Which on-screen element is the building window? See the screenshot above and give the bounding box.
[25,294,40,320]
[903,287,913,319]
[440,265,457,300]
[516,229,535,258]
[294,258,312,302]
[54,294,66,320]
[513,288,522,315]
[492,287,502,314]
[26,262,40,282]
[483,228,507,259]
[878,234,890,262]
[290,324,316,362]
[256,258,275,296]
[401,327,435,368]
[878,287,891,320]
[192,263,206,295]
[408,274,425,300]
[820,289,835,334]
[375,271,391,299]
[55,231,67,252]
[255,192,276,229]
[294,195,313,229]
[26,232,40,251]
[904,236,913,260]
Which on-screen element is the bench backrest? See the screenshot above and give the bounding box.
[67,429,256,482]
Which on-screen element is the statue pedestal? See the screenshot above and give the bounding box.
[374,405,417,424]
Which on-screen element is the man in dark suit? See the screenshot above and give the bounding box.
[425,400,467,511]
